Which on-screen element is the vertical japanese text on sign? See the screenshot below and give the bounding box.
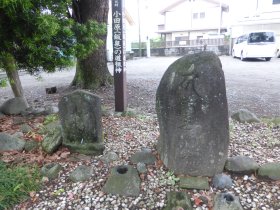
[112,1,125,74]
[112,0,127,112]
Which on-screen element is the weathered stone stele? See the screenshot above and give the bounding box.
[58,90,104,155]
[156,52,229,176]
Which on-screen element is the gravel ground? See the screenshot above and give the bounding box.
[0,56,279,209]
[13,116,280,210]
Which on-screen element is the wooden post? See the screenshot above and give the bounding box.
[112,0,127,112]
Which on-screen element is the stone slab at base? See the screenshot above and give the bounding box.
[63,142,105,156]
[103,165,141,197]
[179,176,210,190]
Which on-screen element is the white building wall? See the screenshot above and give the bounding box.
[165,33,173,42]
[163,0,225,32]
[231,0,280,41]
[165,10,191,31]
[232,24,280,37]
[192,7,221,30]
[257,0,280,11]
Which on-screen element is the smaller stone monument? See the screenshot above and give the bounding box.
[58,90,104,155]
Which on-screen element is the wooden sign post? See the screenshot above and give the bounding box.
[112,0,127,112]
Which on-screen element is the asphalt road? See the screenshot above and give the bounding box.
[1,55,279,117]
[119,56,280,117]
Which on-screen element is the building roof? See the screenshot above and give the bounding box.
[159,0,229,15]
[159,0,186,15]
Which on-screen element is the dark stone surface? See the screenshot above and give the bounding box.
[212,174,233,189]
[41,163,63,180]
[101,152,119,164]
[58,90,104,155]
[179,176,210,190]
[213,193,243,210]
[164,191,192,210]
[225,156,259,174]
[231,109,260,123]
[12,132,24,138]
[0,133,26,152]
[156,52,229,176]
[44,105,59,115]
[38,121,60,135]
[45,86,57,94]
[42,126,63,154]
[0,97,28,115]
[69,165,93,182]
[136,162,147,174]
[20,124,33,133]
[258,162,280,180]
[103,165,141,196]
[24,140,40,152]
[130,150,156,165]
[20,107,34,117]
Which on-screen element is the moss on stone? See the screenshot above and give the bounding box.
[41,163,63,180]
[179,176,210,190]
[63,142,105,155]
[164,191,192,210]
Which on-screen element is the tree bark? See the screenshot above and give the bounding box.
[3,53,26,99]
[71,0,113,89]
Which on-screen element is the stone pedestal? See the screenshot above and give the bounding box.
[103,165,140,196]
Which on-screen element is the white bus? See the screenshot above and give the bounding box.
[232,31,277,61]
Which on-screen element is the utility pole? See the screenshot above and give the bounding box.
[146,36,151,57]
[137,0,142,57]
[218,0,222,35]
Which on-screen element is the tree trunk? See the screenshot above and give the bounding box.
[71,0,113,89]
[3,53,27,101]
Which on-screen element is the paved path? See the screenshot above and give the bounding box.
[1,56,279,117]
[121,56,280,116]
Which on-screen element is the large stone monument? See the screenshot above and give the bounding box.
[156,52,229,176]
[58,90,104,155]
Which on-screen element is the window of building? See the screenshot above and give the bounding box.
[200,12,205,18]
[193,13,198,19]
[273,0,280,4]
[175,36,189,41]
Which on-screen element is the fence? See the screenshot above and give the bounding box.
[131,38,230,57]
